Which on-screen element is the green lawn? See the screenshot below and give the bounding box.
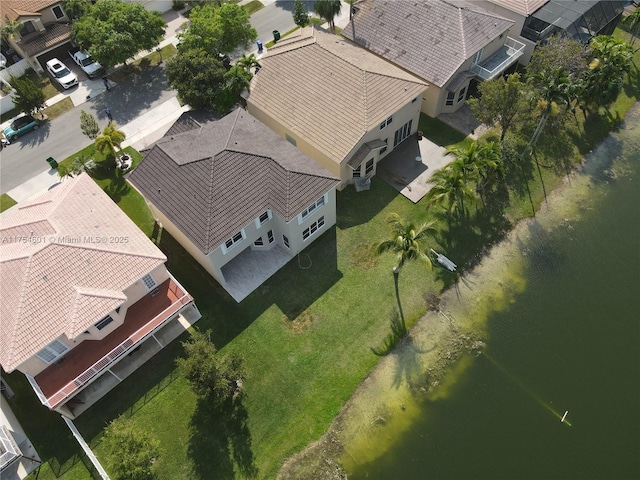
[243,0,264,15]
[9,27,640,480]
[0,193,17,212]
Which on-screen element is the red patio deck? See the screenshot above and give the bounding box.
[34,277,192,408]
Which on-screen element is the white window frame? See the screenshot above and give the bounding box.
[36,339,68,364]
[457,86,467,104]
[141,273,157,290]
[254,236,264,247]
[352,165,361,178]
[379,115,394,130]
[302,216,325,241]
[283,235,289,248]
[267,230,274,243]
[255,210,272,228]
[51,5,65,19]
[446,91,455,106]
[221,229,245,254]
[298,194,327,224]
[365,158,375,175]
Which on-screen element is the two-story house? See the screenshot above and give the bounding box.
[0,0,72,74]
[342,0,525,118]
[247,25,428,191]
[0,174,201,419]
[128,109,340,302]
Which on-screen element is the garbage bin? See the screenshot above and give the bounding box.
[46,157,58,169]
[257,40,263,53]
[272,30,280,43]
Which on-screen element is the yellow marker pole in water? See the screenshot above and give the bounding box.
[482,352,572,427]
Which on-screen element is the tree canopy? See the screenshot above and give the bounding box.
[165,48,228,110]
[72,0,166,68]
[177,3,257,55]
[9,76,45,117]
[176,329,244,403]
[293,0,310,27]
[103,416,159,480]
[467,73,530,144]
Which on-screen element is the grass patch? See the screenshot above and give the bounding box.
[419,113,469,148]
[0,193,17,212]
[41,97,74,121]
[243,0,264,15]
[109,44,178,84]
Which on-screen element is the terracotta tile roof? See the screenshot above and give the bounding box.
[248,26,428,165]
[0,174,166,372]
[486,0,549,16]
[343,0,514,88]
[19,22,71,57]
[128,109,339,255]
[0,0,60,22]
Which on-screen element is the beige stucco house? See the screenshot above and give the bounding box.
[128,109,340,302]
[0,0,72,73]
[342,0,526,118]
[0,174,201,419]
[247,26,428,191]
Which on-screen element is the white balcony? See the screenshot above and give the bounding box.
[471,37,526,81]
[27,273,199,417]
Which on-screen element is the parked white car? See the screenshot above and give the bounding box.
[45,58,78,89]
[69,48,104,79]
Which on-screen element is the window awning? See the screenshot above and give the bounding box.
[347,139,387,169]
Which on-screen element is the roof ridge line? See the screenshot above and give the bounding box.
[5,254,34,371]
[50,242,166,261]
[458,7,467,59]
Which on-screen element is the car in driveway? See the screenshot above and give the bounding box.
[2,115,40,142]
[46,58,78,89]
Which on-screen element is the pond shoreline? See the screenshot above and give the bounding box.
[276,101,640,480]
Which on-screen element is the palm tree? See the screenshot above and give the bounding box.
[425,162,476,220]
[224,64,251,94]
[95,122,126,160]
[0,15,23,41]
[237,53,260,75]
[376,213,437,274]
[624,8,640,47]
[314,0,342,34]
[581,35,634,112]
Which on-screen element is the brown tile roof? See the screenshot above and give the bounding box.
[343,0,514,88]
[128,109,339,255]
[19,22,71,57]
[486,0,549,16]
[0,174,166,372]
[248,26,428,165]
[0,0,61,22]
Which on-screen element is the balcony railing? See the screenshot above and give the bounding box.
[31,275,192,410]
[471,37,526,81]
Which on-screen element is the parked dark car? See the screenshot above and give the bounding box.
[2,115,40,142]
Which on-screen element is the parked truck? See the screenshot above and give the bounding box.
[68,47,104,79]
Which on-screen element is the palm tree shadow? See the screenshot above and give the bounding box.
[188,395,258,479]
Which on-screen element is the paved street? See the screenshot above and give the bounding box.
[1,67,176,193]
[0,0,351,197]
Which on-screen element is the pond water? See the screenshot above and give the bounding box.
[346,106,640,479]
